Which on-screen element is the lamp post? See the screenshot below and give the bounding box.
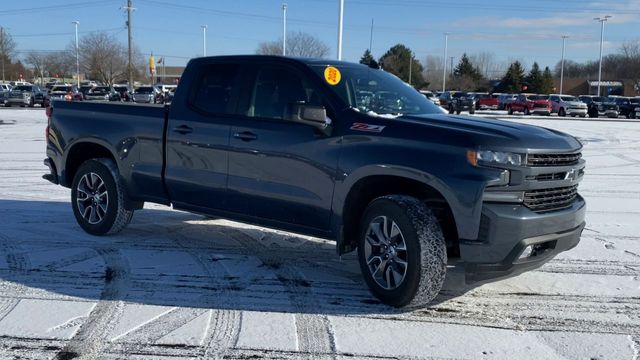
[442,32,449,92]
[201,25,208,57]
[337,0,344,60]
[594,15,612,96]
[560,35,568,94]
[72,21,80,87]
[282,3,287,56]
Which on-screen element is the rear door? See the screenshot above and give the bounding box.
[164,62,247,211]
[226,63,340,230]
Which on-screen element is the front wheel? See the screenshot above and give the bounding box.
[558,108,566,117]
[524,107,530,116]
[448,105,454,114]
[507,107,513,115]
[71,158,134,235]
[357,195,447,308]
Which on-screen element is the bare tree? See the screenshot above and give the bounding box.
[47,51,75,83]
[423,55,444,91]
[24,51,49,85]
[256,31,330,58]
[0,28,17,81]
[621,40,640,92]
[75,31,128,85]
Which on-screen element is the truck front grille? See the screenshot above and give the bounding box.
[524,185,578,212]
[527,152,582,167]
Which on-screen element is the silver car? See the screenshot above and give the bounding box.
[549,94,588,117]
[132,86,160,103]
[419,90,440,106]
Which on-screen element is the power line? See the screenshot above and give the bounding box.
[0,1,111,15]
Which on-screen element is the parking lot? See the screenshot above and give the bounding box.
[0,107,638,359]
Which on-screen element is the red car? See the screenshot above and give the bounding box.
[475,93,500,110]
[507,94,552,116]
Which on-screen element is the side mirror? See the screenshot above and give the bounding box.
[288,103,331,134]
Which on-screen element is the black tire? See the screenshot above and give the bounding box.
[558,108,566,117]
[469,109,475,115]
[456,110,461,115]
[28,98,35,107]
[5,103,10,107]
[524,107,530,116]
[448,105,454,114]
[71,158,134,236]
[507,107,513,115]
[357,195,447,308]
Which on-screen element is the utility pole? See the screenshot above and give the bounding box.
[282,3,287,56]
[368,18,373,52]
[1,27,5,82]
[73,21,80,87]
[594,15,612,96]
[442,32,449,92]
[337,0,344,60]
[450,56,454,76]
[560,35,568,94]
[125,0,134,87]
[201,25,207,56]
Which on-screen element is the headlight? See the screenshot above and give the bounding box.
[467,149,523,167]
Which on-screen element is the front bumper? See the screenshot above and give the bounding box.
[459,195,586,283]
[531,108,551,115]
[599,110,619,118]
[7,98,30,105]
[567,108,587,116]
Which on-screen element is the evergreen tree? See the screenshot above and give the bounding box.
[360,49,375,65]
[525,62,543,93]
[378,44,426,88]
[497,61,525,93]
[540,66,555,94]
[453,53,483,81]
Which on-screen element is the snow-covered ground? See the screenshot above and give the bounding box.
[0,108,638,359]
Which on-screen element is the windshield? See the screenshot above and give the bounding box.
[593,97,609,102]
[560,96,577,101]
[631,98,640,104]
[90,87,110,93]
[311,65,441,116]
[136,87,154,94]
[51,86,72,92]
[530,95,549,100]
[13,86,33,91]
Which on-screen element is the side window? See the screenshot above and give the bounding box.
[248,66,322,120]
[190,64,241,115]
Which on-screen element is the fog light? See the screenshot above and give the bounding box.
[518,245,533,260]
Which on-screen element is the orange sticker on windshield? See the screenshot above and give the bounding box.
[324,66,341,85]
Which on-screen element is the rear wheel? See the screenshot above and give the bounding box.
[357,195,447,308]
[469,109,475,115]
[507,107,513,115]
[71,158,134,235]
[558,108,566,117]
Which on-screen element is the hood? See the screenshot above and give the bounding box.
[379,113,582,152]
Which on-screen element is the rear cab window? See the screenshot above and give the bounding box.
[188,63,243,116]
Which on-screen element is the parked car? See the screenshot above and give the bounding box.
[419,90,440,106]
[0,84,11,106]
[113,85,133,102]
[578,96,619,118]
[44,55,586,308]
[548,94,588,117]
[449,92,475,114]
[46,85,84,105]
[132,86,161,103]
[497,94,517,110]
[507,94,552,115]
[475,93,500,110]
[438,91,457,108]
[611,97,637,119]
[6,85,46,107]
[85,86,121,101]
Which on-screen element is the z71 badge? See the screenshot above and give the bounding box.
[350,123,386,133]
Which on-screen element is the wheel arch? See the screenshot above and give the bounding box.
[63,140,118,187]
[335,168,460,259]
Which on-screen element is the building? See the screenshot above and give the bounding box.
[554,79,637,96]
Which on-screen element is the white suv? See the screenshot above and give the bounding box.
[549,94,587,117]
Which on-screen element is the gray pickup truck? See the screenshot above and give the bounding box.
[44,55,586,307]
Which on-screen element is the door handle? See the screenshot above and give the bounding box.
[233,131,258,141]
[172,125,193,135]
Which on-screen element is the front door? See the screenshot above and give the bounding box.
[226,64,340,230]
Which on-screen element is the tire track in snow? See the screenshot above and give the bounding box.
[230,230,337,356]
[0,232,31,323]
[54,247,130,360]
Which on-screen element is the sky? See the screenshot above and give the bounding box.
[2,0,639,75]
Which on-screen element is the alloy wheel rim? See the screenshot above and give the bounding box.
[76,172,109,225]
[364,215,408,290]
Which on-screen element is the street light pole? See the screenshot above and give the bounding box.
[73,21,80,87]
[201,25,208,57]
[282,3,287,56]
[442,32,449,92]
[560,35,568,94]
[594,15,612,96]
[337,0,344,60]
